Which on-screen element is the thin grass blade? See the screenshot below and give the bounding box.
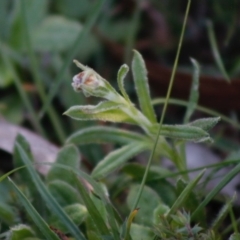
[15,139,86,240]
[72,174,111,236]
[166,169,205,219]
[8,178,59,240]
[192,162,240,219]
[0,166,25,182]
[206,20,230,82]
[211,194,236,231]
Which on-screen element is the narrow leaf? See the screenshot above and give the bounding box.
[72,174,110,236]
[0,166,25,182]
[211,194,236,231]
[166,169,205,219]
[117,64,131,103]
[64,101,136,124]
[206,20,230,82]
[8,178,59,240]
[188,117,221,132]
[8,224,36,239]
[131,50,156,123]
[66,126,148,145]
[91,142,149,179]
[184,58,200,123]
[15,138,86,240]
[192,162,240,219]
[151,124,211,142]
[46,144,80,186]
[49,203,88,233]
[229,233,240,240]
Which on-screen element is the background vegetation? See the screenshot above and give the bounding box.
[1,0,240,239]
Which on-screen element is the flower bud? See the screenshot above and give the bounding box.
[72,69,102,96]
[72,60,126,103]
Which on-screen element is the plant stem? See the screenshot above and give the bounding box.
[130,0,192,212]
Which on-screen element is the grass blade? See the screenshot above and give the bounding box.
[20,0,66,143]
[166,169,205,219]
[8,178,59,240]
[211,194,236,231]
[206,20,230,82]
[15,139,86,240]
[72,174,111,237]
[192,162,240,219]
[0,166,25,182]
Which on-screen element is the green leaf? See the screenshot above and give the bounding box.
[72,174,111,236]
[192,162,240,219]
[0,63,13,88]
[131,50,156,123]
[229,233,240,240]
[117,64,131,103]
[211,194,235,231]
[48,180,81,207]
[130,224,154,240]
[49,203,87,233]
[127,184,161,226]
[22,0,48,31]
[13,135,40,201]
[153,204,170,224]
[46,144,80,186]
[15,136,86,240]
[188,117,221,132]
[122,163,171,182]
[0,202,15,225]
[8,224,36,240]
[66,126,148,145]
[184,58,200,123]
[32,16,82,52]
[176,179,205,223]
[91,142,149,179]
[151,124,211,142]
[8,179,59,240]
[55,0,91,19]
[64,101,136,124]
[206,20,230,82]
[166,169,205,219]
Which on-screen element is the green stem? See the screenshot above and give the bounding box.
[20,0,66,143]
[130,0,192,212]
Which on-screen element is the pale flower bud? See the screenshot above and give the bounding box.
[72,69,102,97]
[72,60,126,103]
